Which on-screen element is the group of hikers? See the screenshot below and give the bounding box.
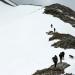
[52,52,65,67]
[49,24,74,67]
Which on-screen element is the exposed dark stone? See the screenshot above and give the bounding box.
[65,73,72,75]
[0,0,14,6]
[32,62,70,75]
[47,32,75,49]
[69,55,74,59]
[46,31,53,35]
[50,62,70,70]
[44,3,75,27]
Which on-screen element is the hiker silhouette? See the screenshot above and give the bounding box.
[54,28,56,32]
[51,24,53,28]
[52,55,58,67]
[59,52,65,63]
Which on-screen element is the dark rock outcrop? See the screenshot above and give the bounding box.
[50,62,70,70]
[65,73,72,75]
[47,32,75,49]
[69,55,74,59]
[44,3,75,27]
[33,62,70,75]
[0,0,14,6]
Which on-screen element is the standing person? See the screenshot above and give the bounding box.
[59,53,63,63]
[59,52,65,63]
[51,24,53,28]
[54,28,56,32]
[52,55,58,67]
[61,52,65,59]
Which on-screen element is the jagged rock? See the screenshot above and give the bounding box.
[33,66,64,75]
[47,32,75,49]
[69,55,74,59]
[64,73,72,75]
[44,3,75,27]
[50,62,70,70]
[0,0,14,6]
[46,31,53,35]
[32,62,70,75]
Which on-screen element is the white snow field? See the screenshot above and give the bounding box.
[0,2,75,75]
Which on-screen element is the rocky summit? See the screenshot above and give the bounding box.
[33,62,70,75]
[46,31,75,49]
[44,3,75,27]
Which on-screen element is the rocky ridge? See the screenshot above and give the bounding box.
[44,3,75,27]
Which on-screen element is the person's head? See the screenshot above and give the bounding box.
[61,52,65,57]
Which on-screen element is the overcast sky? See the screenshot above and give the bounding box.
[10,0,75,10]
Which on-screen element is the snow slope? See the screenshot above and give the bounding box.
[0,2,75,75]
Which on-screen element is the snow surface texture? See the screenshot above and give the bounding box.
[0,2,75,75]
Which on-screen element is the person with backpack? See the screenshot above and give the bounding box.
[52,55,58,67]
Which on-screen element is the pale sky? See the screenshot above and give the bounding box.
[10,0,75,10]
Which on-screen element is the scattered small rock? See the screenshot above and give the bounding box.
[69,55,74,59]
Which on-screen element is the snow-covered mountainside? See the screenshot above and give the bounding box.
[0,2,75,75]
